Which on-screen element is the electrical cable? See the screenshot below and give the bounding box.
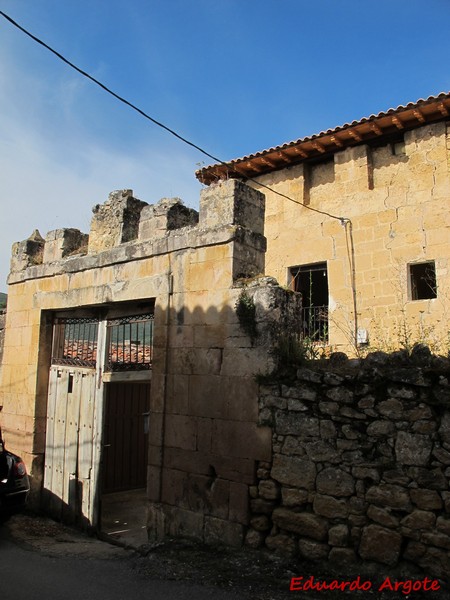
[0,9,349,224]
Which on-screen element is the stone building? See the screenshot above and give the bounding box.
[0,180,299,544]
[1,92,450,575]
[198,91,450,355]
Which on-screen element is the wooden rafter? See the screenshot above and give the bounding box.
[292,146,308,158]
[370,122,383,135]
[438,102,449,116]
[330,135,344,148]
[260,156,276,168]
[231,165,248,178]
[277,150,291,163]
[392,115,404,130]
[348,129,362,142]
[311,140,326,154]
[246,161,263,172]
[413,109,426,123]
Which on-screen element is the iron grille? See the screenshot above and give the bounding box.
[51,317,98,367]
[301,305,329,342]
[105,314,154,371]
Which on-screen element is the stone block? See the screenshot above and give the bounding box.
[245,529,265,548]
[229,481,249,524]
[88,190,147,253]
[328,524,349,547]
[366,484,412,510]
[297,538,330,560]
[146,503,166,543]
[313,494,348,519]
[139,198,198,241]
[305,440,340,463]
[274,412,319,437]
[328,547,357,566]
[250,515,271,531]
[407,467,447,489]
[316,468,355,497]
[258,479,280,501]
[211,420,272,461]
[10,230,45,272]
[359,524,402,566]
[367,505,399,529]
[418,546,450,579]
[410,488,443,510]
[281,487,308,507]
[43,228,88,262]
[204,516,244,547]
[421,531,450,550]
[366,420,396,437]
[395,432,432,466]
[164,414,197,450]
[265,534,296,555]
[272,508,328,541]
[271,454,316,489]
[165,505,204,540]
[250,498,275,515]
[199,179,265,234]
[401,510,436,530]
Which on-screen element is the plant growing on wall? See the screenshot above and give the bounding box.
[235,289,258,344]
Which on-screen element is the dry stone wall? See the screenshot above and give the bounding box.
[252,348,450,580]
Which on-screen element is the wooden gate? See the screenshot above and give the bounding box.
[102,382,150,494]
[43,366,97,525]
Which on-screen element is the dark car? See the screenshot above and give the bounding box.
[0,426,30,511]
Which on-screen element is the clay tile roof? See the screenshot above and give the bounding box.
[196,92,450,185]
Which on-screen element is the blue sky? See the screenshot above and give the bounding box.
[1,0,450,289]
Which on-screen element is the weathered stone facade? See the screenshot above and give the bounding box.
[0,178,298,537]
[1,92,450,576]
[252,350,450,579]
[198,95,450,356]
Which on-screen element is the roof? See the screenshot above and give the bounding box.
[196,92,450,185]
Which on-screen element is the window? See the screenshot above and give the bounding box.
[409,261,437,300]
[51,317,98,367]
[290,262,328,342]
[106,313,154,371]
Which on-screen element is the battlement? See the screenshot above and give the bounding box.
[9,180,266,282]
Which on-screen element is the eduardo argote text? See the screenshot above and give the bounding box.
[290,575,441,594]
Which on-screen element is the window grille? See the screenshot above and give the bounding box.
[106,314,154,371]
[52,317,98,367]
[290,262,329,343]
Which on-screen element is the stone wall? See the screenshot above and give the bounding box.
[0,309,5,375]
[249,121,450,354]
[1,179,284,533]
[252,348,450,580]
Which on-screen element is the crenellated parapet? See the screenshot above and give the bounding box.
[9,181,266,283]
[10,229,45,272]
[139,197,199,241]
[88,189,148,253]
[43,229,89,263]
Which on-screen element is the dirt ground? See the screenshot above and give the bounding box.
[4,512,449,600]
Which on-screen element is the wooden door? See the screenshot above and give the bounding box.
[43,366,97,524]
[102,382,150,494]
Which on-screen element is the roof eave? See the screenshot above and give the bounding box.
[196,93,450,185]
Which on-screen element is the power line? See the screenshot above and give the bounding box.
[0,9,348,224]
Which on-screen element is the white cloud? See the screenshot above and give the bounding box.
[0,49,203,290]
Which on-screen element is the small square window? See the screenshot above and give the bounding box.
[409,262,437,300]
